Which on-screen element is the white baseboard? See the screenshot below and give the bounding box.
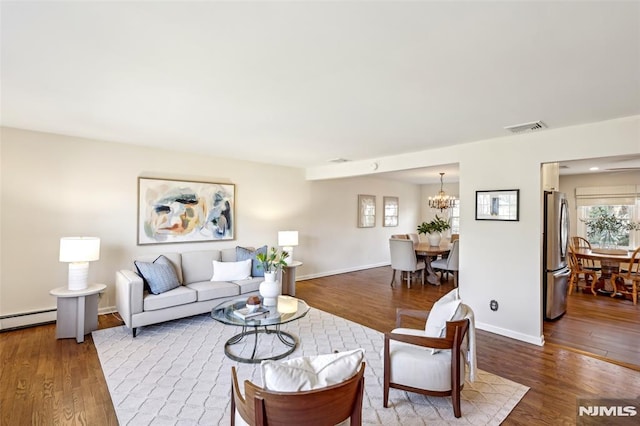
[476,321,544,346]
[0,310,56,331]
[297,262,389,281]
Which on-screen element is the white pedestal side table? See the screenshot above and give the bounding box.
[49,283,106,343]
[282,261,303,296]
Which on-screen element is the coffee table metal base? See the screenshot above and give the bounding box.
[224,325,297,364]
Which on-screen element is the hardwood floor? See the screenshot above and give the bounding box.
[1,266,639,425]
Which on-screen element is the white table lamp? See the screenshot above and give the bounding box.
[59,237,100,291]
[278,231,298,264]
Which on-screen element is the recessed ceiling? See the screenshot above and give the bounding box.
[1,1,638,168]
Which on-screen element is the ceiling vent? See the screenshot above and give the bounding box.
[504,121,547,134]
[329,158,350,163]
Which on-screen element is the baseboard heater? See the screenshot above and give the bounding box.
[0,309,56,332]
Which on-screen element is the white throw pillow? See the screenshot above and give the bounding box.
[210,259,252,281]
[260,348,364,392]
[424,289,462,354]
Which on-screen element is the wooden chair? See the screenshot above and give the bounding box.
[230,363,366,426]
[568,247,597,295]
[383,310,471,418]
[570,236,600,272]
[389,238,425,288]
[610,247,640,305]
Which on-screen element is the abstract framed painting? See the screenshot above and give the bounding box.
[138,177,235,245]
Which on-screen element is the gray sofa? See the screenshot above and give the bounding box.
[115,248,264,337]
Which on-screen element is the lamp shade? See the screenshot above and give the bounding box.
[278,231,299,247]
[59,237,100,262]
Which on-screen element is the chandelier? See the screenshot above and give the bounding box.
[429,172,456,212]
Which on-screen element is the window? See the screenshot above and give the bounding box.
[449,199,460,234]
[575,185,639,249]
[383,196,399,227]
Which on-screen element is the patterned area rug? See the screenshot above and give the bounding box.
[93,308,529,425]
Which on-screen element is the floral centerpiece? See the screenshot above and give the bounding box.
[256,247,289,273]
[417,215,451,246]
[256,248,289,306]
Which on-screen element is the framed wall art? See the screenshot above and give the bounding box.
[357,194,376,228]
[383,196,399,227]
[138,177,235,245]
[475,189,519,221]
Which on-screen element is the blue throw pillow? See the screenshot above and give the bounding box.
[134,255,181,294]
[236,245,268,277]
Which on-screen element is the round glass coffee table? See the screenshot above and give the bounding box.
[211,297,310,363]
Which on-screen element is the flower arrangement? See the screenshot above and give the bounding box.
[417,215,451,235]
[256,247,289,273]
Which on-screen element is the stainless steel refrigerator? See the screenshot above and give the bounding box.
[543,191,571,320]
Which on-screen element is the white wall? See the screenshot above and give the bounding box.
[307,116,640,345]
[0,127,422,328]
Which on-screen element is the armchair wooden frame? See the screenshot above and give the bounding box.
[231,363,366,426]
[383,308,469,418]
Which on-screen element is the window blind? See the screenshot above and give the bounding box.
[575,185,638,206]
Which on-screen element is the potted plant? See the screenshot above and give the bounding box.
[256,248,289,306]
[256,247,289,276]
[417,215,451,246]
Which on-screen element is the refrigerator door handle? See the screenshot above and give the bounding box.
[556,269,571,278]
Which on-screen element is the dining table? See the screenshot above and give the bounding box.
[414,242,452,285]
[572,247,634,295]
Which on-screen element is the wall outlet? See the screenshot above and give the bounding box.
[490,300,499,311]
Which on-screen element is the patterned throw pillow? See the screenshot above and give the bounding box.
[236,245,268,277]
[134,255,181,294]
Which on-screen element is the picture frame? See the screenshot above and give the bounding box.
[138,177,235,245]
[475,189,519,221]
[383,196,399,227]
[357,194,376,228]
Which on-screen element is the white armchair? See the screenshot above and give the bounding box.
[383,289,475,418]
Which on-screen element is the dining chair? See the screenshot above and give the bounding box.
[610,246,640,305]
[570,236,600,272]
[567,246,597,295]
[389,238,425,288]
[391,234,409,239]
[383,291,475,418]
[430,239,459,287]
[450,234,459,242]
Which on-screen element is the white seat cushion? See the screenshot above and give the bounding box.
[387,328,465,392]
[186,281,239,301]
[143,286,196,311]
[232,277,263,294]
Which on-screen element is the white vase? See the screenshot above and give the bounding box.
[428,232,442,246]
[259,271,280,306]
